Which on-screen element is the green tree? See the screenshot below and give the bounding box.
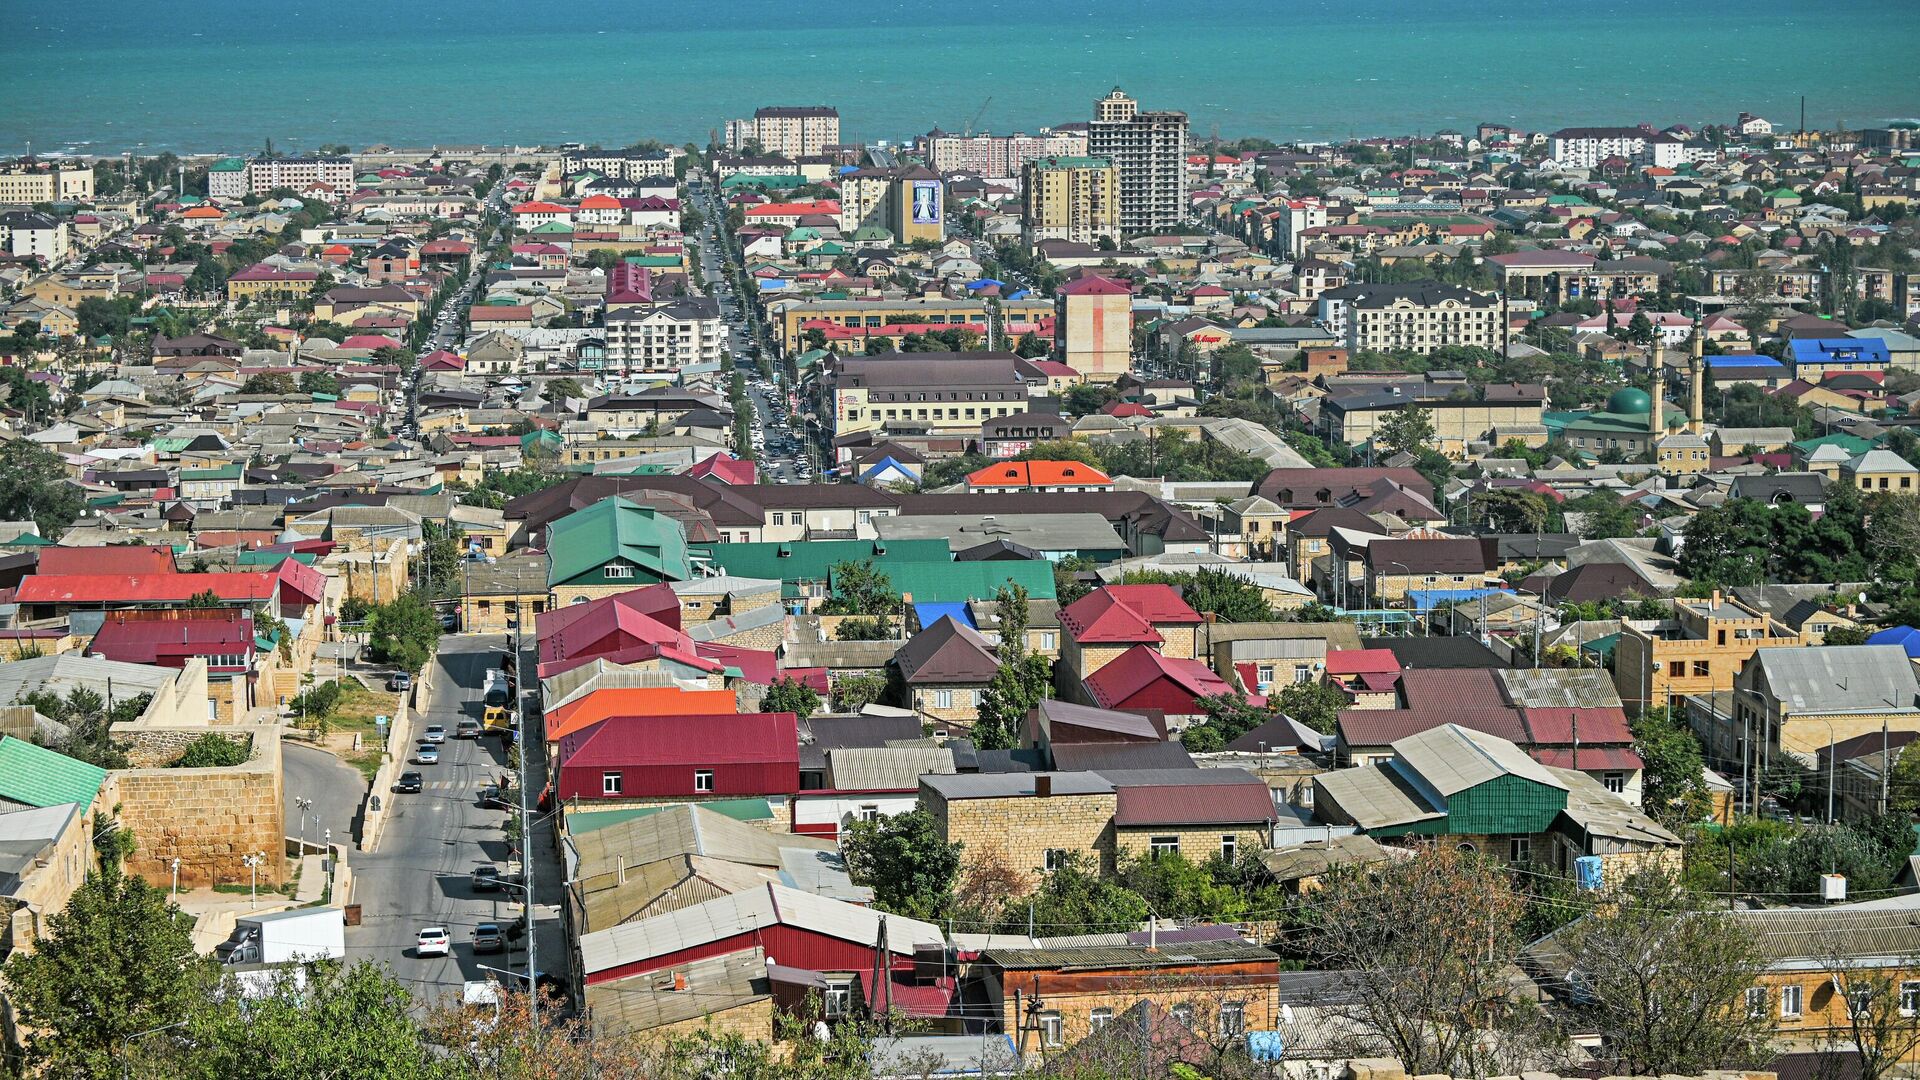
[1180,691,1277,753]
[3,871,215,1079]
[1117,566,1274,622]
[1000,852,1148,935]
[1271,678,1350,734]
[0,438,88,537]
[297,370,340,395]
[829,672,887,713]
[240,372,297,395]
[1117,853,1254,923]
[1374,406,1436,458]
[416,521,467,598]
[839,810,960,920]
[1889,744,1920,816]
[1632,707,1709,827]
[833,616,894,641]
[171,733,248,768]
[368,592,443,674]
[973,584,1053,751]
[761,676,820,719]
[1565,491,1642,539]
[815,560,897,618]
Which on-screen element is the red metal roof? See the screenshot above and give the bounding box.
[1324,648,1401,677]
[1083,645,1233,711]
[1058,589,1160,645]
[36,545,175,577]
[1397,668,1509,710]
[1337,707,1529,748]
[1111,773,1277,827]
[1529,746,1646,771]
[15,572,277,605]
[88,612,254,666]
[1103,584,1202,625]
[1519,707,1634,746]
[559,713,799,770]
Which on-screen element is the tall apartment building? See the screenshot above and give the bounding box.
[559,148,676,181]
[207,157,249,199]
[838,166,943,245]
[602,297,725,377]
[1022,156,1119,246]
[725,106,840,158]
[0,163,95,204]
[1315,282,1500,355]
[1546,127,1687,169]
[246,157,354,195]
[926,127,1089,176]
[1087,88,1188,235]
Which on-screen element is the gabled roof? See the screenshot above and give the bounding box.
[1084,645,1234,709]
[1107,767,1276,827]
[36,544,175,577]
[891,616,999,684]
[546,496,692,586]
[1392,723,1566,796]
[560,713,799,771]
[544,686,740,743]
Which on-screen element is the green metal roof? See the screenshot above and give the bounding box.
[694,539,951,599]
[180,464,242,481]
[209,157,247,173]
[869,560,1057,604]
[567,797,774,834]
[1030,156,1112,170]
[547,496,692,587]
[621,256,679,268]
[237,551,317,567]
[0,736,109,810]
[2,533,52,547]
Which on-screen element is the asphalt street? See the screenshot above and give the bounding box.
[341,633,558,1006]
[283,742,364,852]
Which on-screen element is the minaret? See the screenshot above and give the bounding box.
[1687,318,1706,435]
[1648,335,1665,438]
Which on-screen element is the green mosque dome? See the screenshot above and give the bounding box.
[1605,387,1651,415]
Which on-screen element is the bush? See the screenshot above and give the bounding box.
[290,680,343,719]
[172,733,248,769]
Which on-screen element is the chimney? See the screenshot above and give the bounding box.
[673,971,688,992]
[1034,774,1052,798]
[1712,589,1723,606]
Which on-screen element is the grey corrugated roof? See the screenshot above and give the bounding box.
[1314,764,1445,830]
[1549,766,1679,848]
[1391,723,1566,796]
[981,938,1275,971]
[824,746,956,791]
[1496,668,1622,709]
[1753,645,1920,713]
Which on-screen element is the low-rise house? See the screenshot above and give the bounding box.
[891,616,999,730]
[1733,645,1920,757]
[555,713,801,805]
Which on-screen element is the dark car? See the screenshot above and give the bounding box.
[471,866,503,892]
[472,922,506,954]
[394,771,423,794]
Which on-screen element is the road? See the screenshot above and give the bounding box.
[283,742,365,851]
[690,179,815,483]
[343,634,562,1006]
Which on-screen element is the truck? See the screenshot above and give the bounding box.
[216,907,347,966]
[482,669,510,708]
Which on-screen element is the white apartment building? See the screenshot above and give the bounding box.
[246,157,354,195]
[602,298,724,376]
[1316,282,1501,356]
[725,106,840,158]
[559,148,676,181]
[1546,127,1687,169]
[0,211,69,262]
[0,164,94,204]
[1087,88,1188,234]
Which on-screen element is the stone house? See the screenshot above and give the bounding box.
[890,616,999,730]
[921,772,1118,888]
[1056,585,1203,684]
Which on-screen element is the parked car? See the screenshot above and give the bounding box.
[393,771,424,794]
[387,672,412,692]
[422,724,447,744]
[413,744,440,766]
[470,866,503,892]
[472,922,506,954]
[416,926,451,958]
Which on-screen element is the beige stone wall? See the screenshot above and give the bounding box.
[609,995,772,1043]
[1157,625,1199,661]
[929,789,1116,889]
[911,685,984,724]
[1063,641,1132,681]
[111,724,286,888]
[999,976,1279,1051]
[1113,826,1267,865]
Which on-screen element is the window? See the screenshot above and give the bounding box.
[604,564,633,580]
[1043,848,1069,872]
[1780,984,1802,1018]
[694,770,715,793]
[934,689,954,710]
[1040,1011,1064,1047]
[1746,987,1767,1017]
[771,513,784,526]
[1668,660,1687,678]
[1901,981,1920,1017]
[1220,1001,1246,1037]
[602,772,623,795]
[823,977,853,1018]
[1149,836,1180,860]
[1295,664,1313,684]
[1256,664,1275,687]
[1603,772,1626,793]
[1220,835,1238,863]
[1171,1004,1194,1029]
[1089,1008,1112,1031]
[1849,987,1875,1019]
[857,805,880,823]
[1510,837,1531,863]
[1039,632,1056,651]
[1693,659,1711,678]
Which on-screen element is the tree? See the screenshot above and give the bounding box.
[297,370,340,395]
[1889,743,1920,816]
[1565,491,1642,539]
[1632,706,1710,827]
[1000,852,1148,935]
[240,372,297,395]
[416,521,466,598]
[3,871,216,1079]
[1301,843,1526,1075]
[1475,488,1555,534]
[1555,868,1770,1075]
[0,438,88,537]
[172,733,247,768]
[1117,853,1256,923]
[973,584,1054,751]
[184,589,223,609]
[761,676,820,719]
[815,560,897,617]
[1270,678,1349,734]
[368,592,442,674]
[1374,406,1436,458]
[839,809,960,920]
[830,672,887,713]
[1118,567,1274,622]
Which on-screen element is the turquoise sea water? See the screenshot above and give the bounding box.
[2,0,1916,155]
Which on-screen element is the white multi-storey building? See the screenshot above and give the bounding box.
[1087,88,1188,234]
[1316,282,1501,356]
[602,298,725,376]
[1547,127,1687,169]
[246,156,354,195]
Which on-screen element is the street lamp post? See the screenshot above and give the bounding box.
[1386,561,1414,637]
[241,852,263,909]
[295,796,312,855]
[121,1019,189,1080]
[170,857,180,902]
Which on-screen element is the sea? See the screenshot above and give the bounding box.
[2,0,1917,156]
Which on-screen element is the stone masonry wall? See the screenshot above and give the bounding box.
[935,791,1117,889]
[113,724,285,888]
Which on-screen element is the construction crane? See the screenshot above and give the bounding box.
[964,97,993,138]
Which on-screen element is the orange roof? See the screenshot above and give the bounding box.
[181,206,224,219]
[512,200,568,214]
[965,459,1113,488]
[544,686,738,743]
[578,194,622,209]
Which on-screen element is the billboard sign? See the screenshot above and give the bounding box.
[911,180,941,225]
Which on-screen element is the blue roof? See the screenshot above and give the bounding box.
[915,602,975,630]
[1867,626,1920,659]
[1005,289,1031,300]
[1705,355,1785,369]
[1406,587,1508,613]
[858,456,920,483]
[1788,338,1891,366]
[965,279,1004,290]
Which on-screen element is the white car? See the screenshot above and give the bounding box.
[416,926,451,958]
